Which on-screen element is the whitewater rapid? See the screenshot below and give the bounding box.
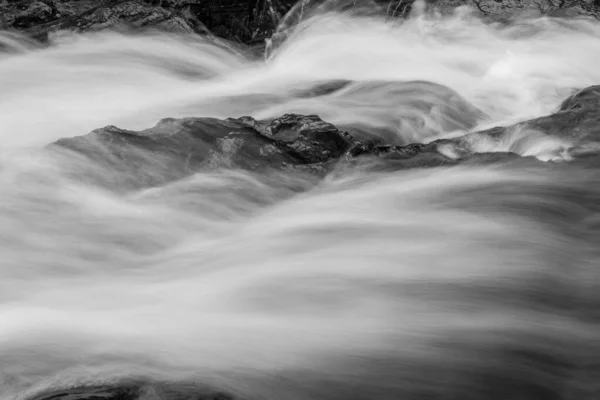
[1,3,600,400]
[2,6,600,148]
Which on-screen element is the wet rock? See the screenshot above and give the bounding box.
[46,0,76,19]
[3,2,53,29]
[49,85,600,190]
[0,0,78,30]
[260,114,353,163]
[461,85,600,160]
[559,85,600,111]
[51,117,257,189]
[2,0,599,44]
[2,0,212,40]
[341,135,537,172]
[28,382,236,400]
[347,84,600,167]
[2,0,600,45]
[203,129,306,170]
[147,0,205,7]
[28,384,139,400]
[337,82,600,167]
[347,142,437,159]
[348,86,600,164]
[50,114,354,190]
[48,106,564,192]
[429,0,600,21]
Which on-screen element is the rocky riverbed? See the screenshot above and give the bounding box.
[2,1,600,400]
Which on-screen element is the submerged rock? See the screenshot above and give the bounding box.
[50,114,354,189]
[49,85,600,190]
[319,80,486,146]
[347,84,600,166]
[449,85,600,161]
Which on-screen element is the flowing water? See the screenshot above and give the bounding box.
[1,2,600,399]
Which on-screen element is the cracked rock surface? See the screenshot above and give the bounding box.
[430,0,600,21]
[1,0,211,39]
[2,0,600,44]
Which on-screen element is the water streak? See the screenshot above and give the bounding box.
[1,3,600,399]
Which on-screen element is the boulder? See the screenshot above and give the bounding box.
[50,114,354,190]
[342,84,600,167]
[456,85,600,161]
[323,85,600,169]
[48,111,532,192]
[49,85,600,191]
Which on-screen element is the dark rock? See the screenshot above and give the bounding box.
[341,135,539,173]
[559,85,600,111]
[0,0,212,39]
[48,85,600,191]
[261,114,353,163]
[459,85,600,160]
[46,0,76,19]
[1,0,77,30]
[28,384,139,400]
[203,129,307,170]
[27,381,237,400]
[147,0,205,7]
[50,114,355,190]
[336,84,600,168]
[429,0,600,21]
[349,84,600,167]
[347,142,436,159]
[11,2,53,29]
[2,0,600,44]
[51,117,260,189]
